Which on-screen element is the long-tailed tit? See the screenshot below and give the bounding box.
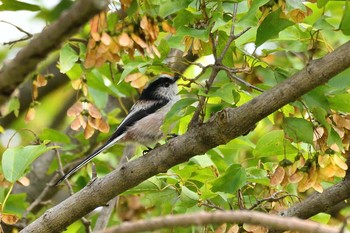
[55,74,179,185]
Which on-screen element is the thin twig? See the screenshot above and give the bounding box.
[339,215,350,233]
[228,71,264,92]
[217,3,238,63]
[199,200,224,211]
[188,66,219,128]
[249,191,300,210]
[108,62,115,82]
[188,3,253,128]
[69,38,88,44]
[0,20,32,46]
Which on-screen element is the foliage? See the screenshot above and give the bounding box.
[0,0,350,232]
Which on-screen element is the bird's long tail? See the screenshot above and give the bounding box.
[55,142,113,185]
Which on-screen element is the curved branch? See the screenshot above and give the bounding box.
[21,40,350,233]
[0,0,108,106]
[280,175,350,219]
[95,210,347,233]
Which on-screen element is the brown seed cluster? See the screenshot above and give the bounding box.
[84,13,176,69]
[67,101,109,139]
[270,152,347,193]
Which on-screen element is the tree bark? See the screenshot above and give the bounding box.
[20,40,350,233]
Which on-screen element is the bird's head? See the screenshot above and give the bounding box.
[139,74,179,101]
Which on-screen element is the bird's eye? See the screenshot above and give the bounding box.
[164,82,170,87]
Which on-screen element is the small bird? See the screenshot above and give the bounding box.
[55,74,179,185]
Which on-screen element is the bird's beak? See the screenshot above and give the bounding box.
[173,74,180,82]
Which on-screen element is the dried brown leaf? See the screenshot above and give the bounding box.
[67,102,83,117]
[101,32,112,45]
[25,107,36,123]
[84,122,95,139]
[36,74,48,87]
[118,32,133,47]
[71,115,86,131]
[17,176,30,186]
[87,103,102,119]
[162,21,176,34]
[1,213,19,225]
[270,166,285,186]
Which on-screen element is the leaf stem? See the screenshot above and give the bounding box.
[2,183,14,212]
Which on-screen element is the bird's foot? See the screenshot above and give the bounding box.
[166,133,178,141]
[142,146,153,155]
[142,143,162,155]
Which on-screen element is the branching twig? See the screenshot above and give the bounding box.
[229,72,264,92]
[216,3,238,63]
[199,200,224,211]
[188,4,252,128]
[249,191,300,210]
[0,20,32,46]
[95,210,348,233]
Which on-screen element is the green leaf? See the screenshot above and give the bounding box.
[314,18,335,30]
[176,26,210,41]
[119,61,150,83]
[2,144,54,182]
[283,117,314,144]
[59,44,79,73]
[0,0,40,11]
[310,213,331,224]
[246,167,270,186]
[212,83,237,104]
[123,176,163,194]
[180,186,199,203]
[327,127,343,151]
[239,0,270,26]
[339,1,350,35]
[159,0,192,18]
[162,98,196,132]
[253,130,298,158]
[39,128,71,144]
[256,8,294,46]
[328,93,350,113]
[89,87,108,109]
[302,86,330,111]
[2,97,20,117]
[312,107,330,131]
[317,0,329,8]
[66,64,83,80]
[4,193,27,215]
[190,154,215,168]
[211,164,246,194]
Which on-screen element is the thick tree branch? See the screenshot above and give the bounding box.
[95,210,347,233]
[0,0,108,106]
[21,40,350,233]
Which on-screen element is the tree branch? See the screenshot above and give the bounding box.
[0,0,108,106]
[280,177,350,219]
[94,210,348,233]
[21,40,350,233]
